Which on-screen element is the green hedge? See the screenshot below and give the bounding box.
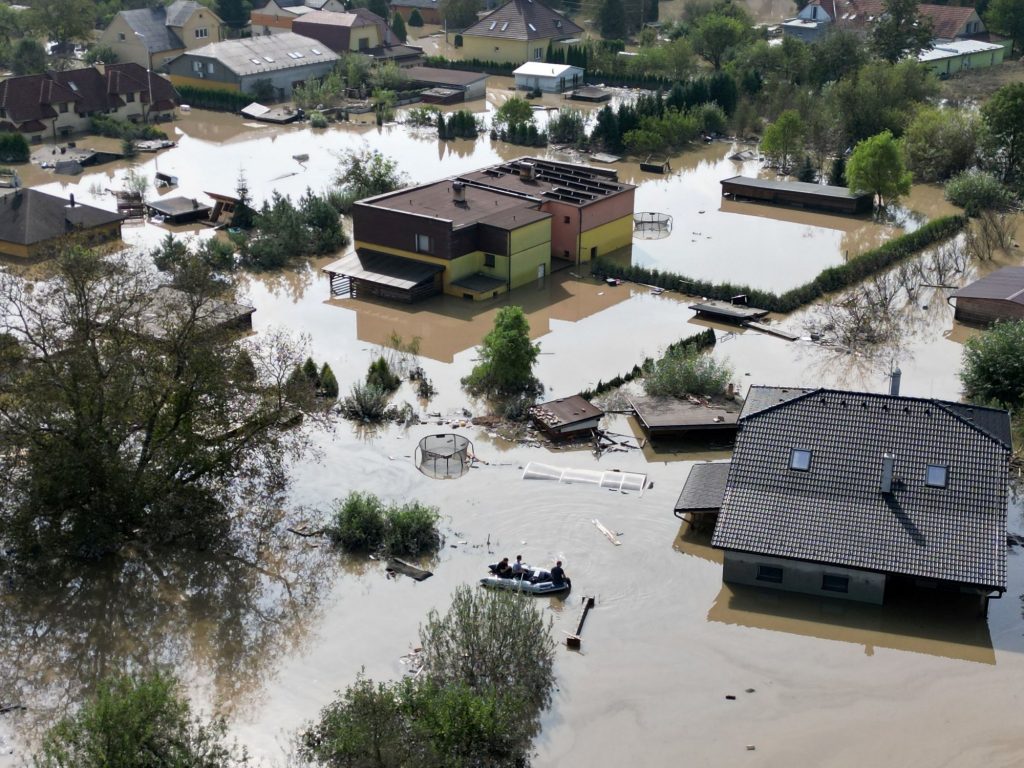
[176,84,252,112]
[579,327,716,400]
[422,55,517,76]
[0,132,29,163]
[593,215,967,314]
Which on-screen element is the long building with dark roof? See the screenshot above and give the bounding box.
[710,387,1011,608]
[324,157,634,303]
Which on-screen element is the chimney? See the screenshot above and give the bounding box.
[519,161,536,181]
[889,367,902,396]
[881,453,895,494]
[452,180,465,204]
[69,192,75,207]
[93,60,105,77]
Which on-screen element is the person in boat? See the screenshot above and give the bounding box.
[511,555,527,579]
[494,557,513,578]
[550,560,566,586]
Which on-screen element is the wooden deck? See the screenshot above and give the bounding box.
[689,300,769,322]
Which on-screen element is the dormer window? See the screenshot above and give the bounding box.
[789,448,812,471]
[925,464,948,488]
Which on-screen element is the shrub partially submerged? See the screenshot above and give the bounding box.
[643,346,733,398]
[327,491,441,556]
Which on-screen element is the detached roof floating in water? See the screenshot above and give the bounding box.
[522,461,647,495]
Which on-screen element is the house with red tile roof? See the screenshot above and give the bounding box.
[0,63,179,143]
[783,0,988,45]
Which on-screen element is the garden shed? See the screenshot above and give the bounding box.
[951,267,1024,326]
[513,62,582,93]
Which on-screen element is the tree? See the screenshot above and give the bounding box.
[462,306,541,398]
[27,0,95,58]
[408,8,424,26]
[33,672,247,768]
[598,0,627,40]
[981,82,1024,184]
[334,148,406,210]
[391,11,407,42]
[216,0,251,29]
[0,246,315,564]
[944,169,1014,216]
[362,0,390,22]
[692,13,746,70]
[960,320,1024,409]
[760,109,804,171]
[11,38,46,75]
[492,96,534,130]
[845,130,912,208]
[834,60,938,142]
[903,106,979,182]
[986,0,1024,57]
[810,29,868,87]
[440,0,480,28]
[871,0,934,63]
[83,44,117,64]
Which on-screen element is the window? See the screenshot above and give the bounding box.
[125,92,135,103]
[789,448,812,471]
[415,234,432,253]
[484,253,495,267]
[533,47,543,59]
[563,215,570,223]
[118,32,126,41]
[195,27,209,38]
[358,37,369,50]
[756,565,783,584]
[207,62,215,73]
[925,464,948,488]
[193,60,203,72]
[822,574,849,593]
[59,102,69,113]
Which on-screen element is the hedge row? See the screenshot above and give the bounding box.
[176,84,252,112]
[422,55,517,76]
[593,214,967,314]
[579,327,716,400]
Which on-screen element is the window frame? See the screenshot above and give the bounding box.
[195,27,209,39]
[756,565,783,584]
[925,464,948,488]
[484,253,495,268]
[789,448,812,472]
[414,233,432,254]
[821,573,850,593]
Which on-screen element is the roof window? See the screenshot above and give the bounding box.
[311,47,323,54]
[925,464,948,488]
[489,21,496,29]
[250,58,262,64]
[528,22,537,31]
[501,21,509,30]
[264,55,275,62]
[789,448,812,471]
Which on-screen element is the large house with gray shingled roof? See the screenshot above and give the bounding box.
[460,0,582,65]
[98,0,223,70]
[702,386,1011,609]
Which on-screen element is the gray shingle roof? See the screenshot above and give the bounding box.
[712,389,1010,591]
[121,8,183,53]
[0,189,124,245]
[740,385,814,419]
[463,0,582,41]
[675,462,731,512]
[953,266,1024,304]
[165,0,203,27]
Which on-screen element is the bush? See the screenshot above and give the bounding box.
[339,382,391,421]
[408,8,424,25]
[326,491,441,556]
[327,491,388,552]
[176,84,251,112]
[366,356,401,392]
[0,132,29,163]
[643,346,733,398]
[960,320,1024,409]
[91,115,166,141]
[309,110,328,128]
[320,363,339,398]
[547,109,586,145]
[945,170,1015,217]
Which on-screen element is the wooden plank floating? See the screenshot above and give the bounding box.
[593,519,621,545]
[386,558,434,581]
[566,596,596,649]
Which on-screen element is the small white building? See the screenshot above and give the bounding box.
[513,62,583,93]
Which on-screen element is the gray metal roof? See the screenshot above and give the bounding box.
[323,249,443,290]
[166,0,205,27]
[721,175,868,201]
[675,462,731,512]
[712,389,1011,591]
[953,266,1024,304]
[182,32,339,77]
[463,0,582,41]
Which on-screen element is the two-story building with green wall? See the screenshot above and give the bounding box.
[324,157,635,303]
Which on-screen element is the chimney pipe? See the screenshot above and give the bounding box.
[881,453,895,494]
[69,193,75,207]
[452,180,465,204]
[519,161,536,181]
[889,367,901,396]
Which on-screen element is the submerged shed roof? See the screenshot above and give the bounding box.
[953,267,1024,304]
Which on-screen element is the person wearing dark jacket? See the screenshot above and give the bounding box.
[549,560,566,586]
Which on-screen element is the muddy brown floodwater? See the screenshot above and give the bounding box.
[2,101,1024,767]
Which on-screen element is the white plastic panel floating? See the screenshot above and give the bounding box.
[522,462,647,495]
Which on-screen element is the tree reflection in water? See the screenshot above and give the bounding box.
[0,500,336,740]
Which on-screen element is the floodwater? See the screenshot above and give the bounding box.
[3,97,1024,767]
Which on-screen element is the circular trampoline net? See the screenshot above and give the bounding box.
[416,433,474,479]
[633,212,673,240]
